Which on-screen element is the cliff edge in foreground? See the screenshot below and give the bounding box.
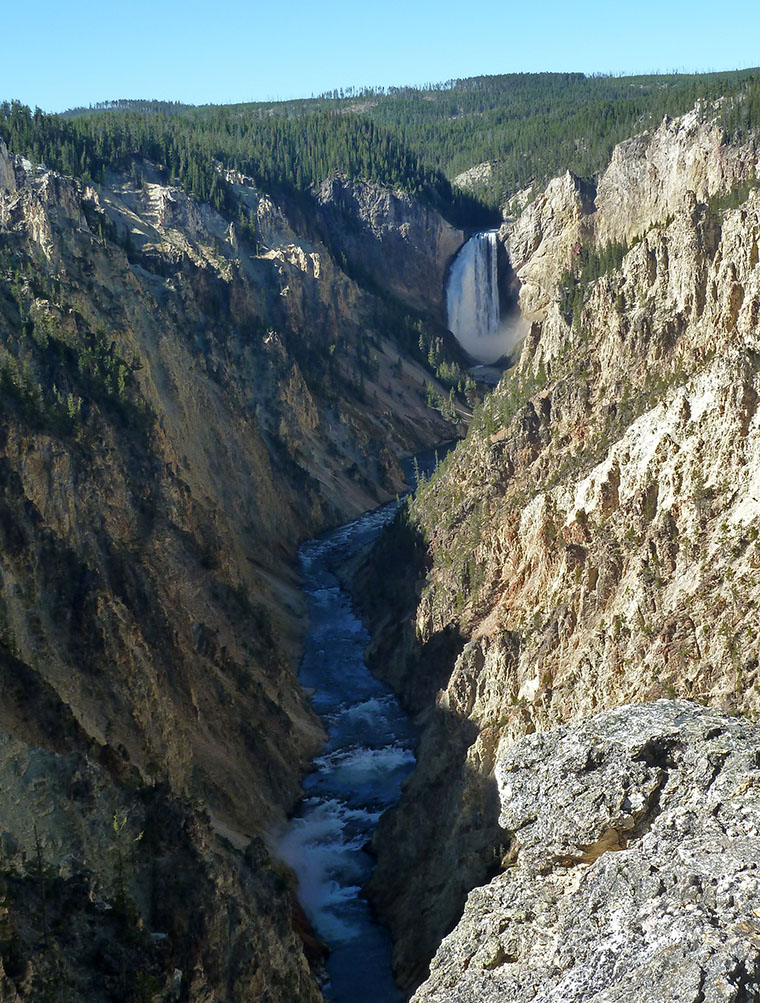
[414,700,760,1003]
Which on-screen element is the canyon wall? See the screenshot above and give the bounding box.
[0,140,461,1001]
[314,172,464,319]
[366,109,760,995]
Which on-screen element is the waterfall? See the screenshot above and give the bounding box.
[446,231,524,364]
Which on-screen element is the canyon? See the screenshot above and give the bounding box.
[0,89,759,1003]
[0,136,461,1000]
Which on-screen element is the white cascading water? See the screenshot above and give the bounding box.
[446,230,525,364]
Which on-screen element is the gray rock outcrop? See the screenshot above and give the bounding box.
[452,161,495,193]
[0,139,16,199]
[413,700,760,1002]
[315,173,465,318]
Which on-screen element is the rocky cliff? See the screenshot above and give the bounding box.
[314,173,465,319]
[414,701,760,1003]
[0,137,462,1001]
[365,108,760,992]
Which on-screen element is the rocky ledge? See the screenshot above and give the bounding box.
[413,700,760,1002]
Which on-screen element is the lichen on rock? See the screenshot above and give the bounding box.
[413,701,760,1002]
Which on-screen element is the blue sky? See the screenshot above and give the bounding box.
[2,0,759,112]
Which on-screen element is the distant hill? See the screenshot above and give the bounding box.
[62,98,193,117]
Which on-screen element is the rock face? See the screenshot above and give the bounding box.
[502,170,595,320]
[413,701,760,1003]
[594,109,759,245]
[452,161,495,193]
[0,139,16,194]
[315,173,465,318]
[0,726,321,1002]
[505,111,759,326]
[365,105,760,992]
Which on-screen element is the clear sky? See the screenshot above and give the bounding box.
[2,0,759,113]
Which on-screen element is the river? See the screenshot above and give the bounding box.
[276,451,443,1002]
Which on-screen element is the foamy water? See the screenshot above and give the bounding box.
[447,230,526,363]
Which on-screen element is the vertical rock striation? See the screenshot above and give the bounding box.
[314,172,465,319]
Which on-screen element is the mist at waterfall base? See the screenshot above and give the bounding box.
[274,460,442,1001]
[447,230,527,364]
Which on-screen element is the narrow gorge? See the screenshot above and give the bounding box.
[1,76,760,1003]
[276,494,417,1003]
[274,448,451,1001]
